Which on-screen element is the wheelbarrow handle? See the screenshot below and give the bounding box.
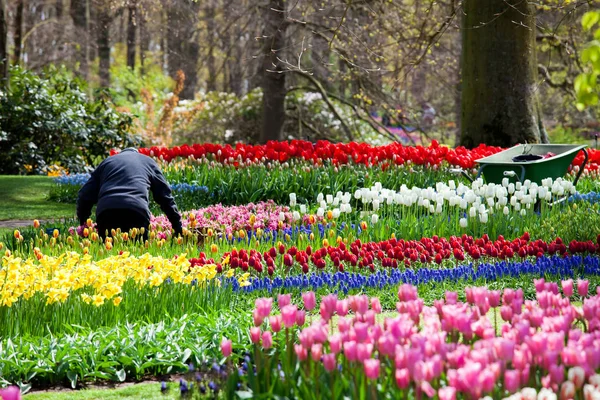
[449,168,474,183]
[477,164,526,183]
[573,148,589,187]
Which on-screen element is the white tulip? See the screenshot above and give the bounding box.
[449,180,456,190]
[520,209,527,216]
[480,212,488,224]
[469,206,477,218]
[317,193,324,203]
[459,218,468,228]
[320,200,327,209]
[279,212,286,221]
[292,211,301,221]
[373,200,380,211]
[503,206,509,215]
[300,205,307,213]
[332,208,341,219]
[326,194,333,204]
[317,208,324,217]
[371,214,379,224]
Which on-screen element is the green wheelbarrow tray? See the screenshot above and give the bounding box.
[450,144,589,187]
[473,144,588,186]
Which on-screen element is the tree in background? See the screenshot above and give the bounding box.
[460,0,549,148]
[0,0,6,88]
[167,0,200,99]
[258,0,287,143]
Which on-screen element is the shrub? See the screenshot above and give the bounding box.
[0,66,142,175]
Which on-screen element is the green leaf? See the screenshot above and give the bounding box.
[115,369,126,382]
[236,390,254,399]
[582,11,600,31]
[181,348,192,363]
[66,371,78,389]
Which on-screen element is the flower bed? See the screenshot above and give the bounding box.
[4,140,600,397]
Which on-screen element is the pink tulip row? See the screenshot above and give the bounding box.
[150,201,292,235]
[222,278,600,399]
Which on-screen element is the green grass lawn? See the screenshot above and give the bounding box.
[25,382,176,400]
[0,176,75,221]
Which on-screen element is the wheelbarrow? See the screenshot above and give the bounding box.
[450,144,588,205]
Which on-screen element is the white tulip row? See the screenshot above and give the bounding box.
[287,177,576,225]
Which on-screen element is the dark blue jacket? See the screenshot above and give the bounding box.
[76,148,183,234]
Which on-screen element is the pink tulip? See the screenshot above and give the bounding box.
[534,278,546,293]
[377,334,396,357]
[250,327,261,344]
[344,340,357,362]
[295,310,306,326]
[355,295,369,314]
[277,293,291,309]
[269,315,282,333]
[356,343,373,362]
[220,338,232,357]
[262,331,273,349]
[502,289,515,307]
[568,366,585,388]
[577,280,589,298]
[494,338,515,361]
[438,386,456,400]
[363,359,380,380]
[398,284,418,302]
[336,299,349,316]
[354,322,369,343]
[488,290,501,308]
[294,344,307,361]
[504,369,520,393]
[322,294,338,315]
[560,381,575,400]
[395,368,410,389]
[561,279,574,297]
[371,298,382,314]
[500,305,513,322]
[302,291,316,311]
[323,353,337,372]
[253,309,264,327]
[337,317,351,333]
[445,291,458,305]
[421,381,436,398]
[549,364,564,385]
[311,343,323,362]
[0,387,20,400]
[329,333,342,354]
[255,298,273,319]
[281,305,297,328]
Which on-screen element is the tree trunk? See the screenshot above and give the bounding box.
[205,1,217,92]
[56,0,63,18]
[96,1,111,87]
[126,0,137,70]
[70,0,89,80]
[259,0,287,144]
[167,0,199,100]
[139,7,149,75]
[0,0,7,88]
[460,0,549,148]
[13,0,24,65]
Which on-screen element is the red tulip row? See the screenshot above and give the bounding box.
[113,140,600,171]
[188,233,600,276]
